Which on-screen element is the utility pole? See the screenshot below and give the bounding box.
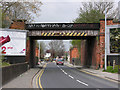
[105,6,107,70]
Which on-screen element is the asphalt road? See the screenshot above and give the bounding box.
[34,62,119,89]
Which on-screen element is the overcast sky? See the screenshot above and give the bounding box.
[36,0,120,51]
[33,0,119,23]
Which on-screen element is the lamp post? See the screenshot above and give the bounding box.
[105,6,107,70]
[39,41,40,61]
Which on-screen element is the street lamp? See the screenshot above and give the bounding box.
[39,41,40,61]
[105,6,107,70]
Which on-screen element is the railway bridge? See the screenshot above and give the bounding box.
[25,23,100,68]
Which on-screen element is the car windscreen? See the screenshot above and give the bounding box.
[57,60,63,61]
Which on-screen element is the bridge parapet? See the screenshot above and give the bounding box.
[26,23,100,37]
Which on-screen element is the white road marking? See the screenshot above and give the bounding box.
[68,75,74,79]
[62,70,68,75]
[76,80,88,86]
[64,72,68,75]
[62,70,64,72]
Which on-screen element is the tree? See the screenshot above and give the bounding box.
[36,41,46,59]
[73,2,116,23]
[1,2,42,28]
[49,40,65,58]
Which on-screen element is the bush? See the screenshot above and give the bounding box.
[103,65,119,73]
[2,62,10,67]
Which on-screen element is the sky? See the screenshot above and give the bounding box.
[36,0,120,51]
[33,0,120,23]
[33,2,81,23]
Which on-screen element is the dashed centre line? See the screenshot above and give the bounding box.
[58,65,88,87]
[76,80,88,86]
[63,71,68,75]
[68,75,74,79]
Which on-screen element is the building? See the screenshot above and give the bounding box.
[70,47,80,65]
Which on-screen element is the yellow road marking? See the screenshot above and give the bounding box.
[36,64,47,89]
[39,69,44,89]
[36,70,43,88]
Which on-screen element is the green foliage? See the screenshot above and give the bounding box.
[73,2,116,23]
[103,65,119,73]
[2,62,10,67]
[0,55,10,67]
[74,9,105,23]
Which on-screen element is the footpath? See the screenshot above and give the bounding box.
[64,61,120,83]
[2,61,46,88]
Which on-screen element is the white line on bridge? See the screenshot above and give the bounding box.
[76,80,88,86]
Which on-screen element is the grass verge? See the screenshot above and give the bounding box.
[103,65,119,73]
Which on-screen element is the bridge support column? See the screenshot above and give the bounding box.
[81,37,98,68]
[29,37,36,68]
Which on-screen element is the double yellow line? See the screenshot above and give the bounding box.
[36,64,47,89]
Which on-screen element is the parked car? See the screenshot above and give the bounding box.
[56,59,64,65]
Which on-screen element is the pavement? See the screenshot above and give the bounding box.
[2,61,46,88]
[64,61,120,83]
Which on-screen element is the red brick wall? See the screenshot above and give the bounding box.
[99,19,120,68]
[9,20,25,30]
[81,40,86,66]
[26,40,30,62]
[70,47,79,64]
[35,48,39,57]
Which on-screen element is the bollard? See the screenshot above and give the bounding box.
[108,61,110,66]
[113,60,115,70]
